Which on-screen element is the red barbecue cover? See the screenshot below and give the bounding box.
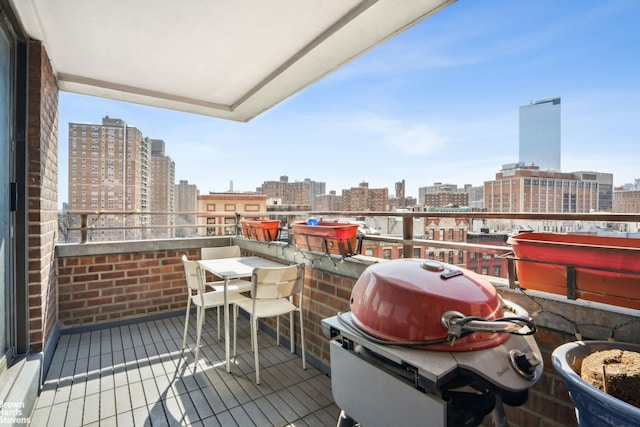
[350,259,509,351]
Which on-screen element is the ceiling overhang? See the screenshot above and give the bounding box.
[10,0,455,122]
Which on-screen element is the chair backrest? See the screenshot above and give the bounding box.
[201,245,241,260]
[181,255,204,293]
[251,263,305,300]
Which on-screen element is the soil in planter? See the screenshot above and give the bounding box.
[580,349,640,408]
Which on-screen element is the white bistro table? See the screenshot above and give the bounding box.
[197,256,285,372]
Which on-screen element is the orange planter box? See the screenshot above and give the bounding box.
[507,232,640,309]
[240,219,280,242]
[292,221,359,256]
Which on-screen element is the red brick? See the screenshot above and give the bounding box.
[101,287,124,297]
[100,303,127,313]
[101,271,126,280]
[87,297,114,307]
[115,278,139,287]
[89,264,114,273]
[73,273,100,283]
[127,268,150,277]
[59,300,85,310]
[118,262,138,270]
[161,272,183,281]
[114,294,138,303]
[123,284,148,293]
[139,260,160,268]
[88,280,116,290]
[60,283,87,294]
[73,290,99,300]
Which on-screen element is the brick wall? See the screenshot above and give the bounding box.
[57,248,200,327]
[304,267,354,363]
[55,239,640,427]
[27,40,58,352]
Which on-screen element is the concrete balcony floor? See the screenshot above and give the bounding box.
[29,313,339,426]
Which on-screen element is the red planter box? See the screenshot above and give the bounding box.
[240,219,280,242]
[292,221,359,256]
[507,232,640,309]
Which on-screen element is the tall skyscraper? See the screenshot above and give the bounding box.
[68,116,149,241]
[175,180,199,237]
[519,97,561,171]
[304,178,326,210]
[395,180,406,208]
[149,139,175,238]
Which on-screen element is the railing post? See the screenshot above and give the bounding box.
[287,214,296,246]
[80,214,88,243]
[566,266,576,300]
[235,212,242,236]
[507,257,517,289]
[402,214,413,258]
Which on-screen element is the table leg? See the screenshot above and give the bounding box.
[224,277,231,372]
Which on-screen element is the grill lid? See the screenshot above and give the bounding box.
[350,259,509,351]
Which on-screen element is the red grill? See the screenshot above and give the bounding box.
[323,259,543,426]
[350,259,509,351]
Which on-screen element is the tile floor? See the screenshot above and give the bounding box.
[29,312,340,426]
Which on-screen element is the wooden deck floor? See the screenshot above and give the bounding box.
[30,312,340,426]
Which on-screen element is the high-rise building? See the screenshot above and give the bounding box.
[315,190,342,211]
[175,180,199,237]
[519,97,561,171]
[484,163,612,213]
[464,184,485,210]
[149,139,175,239]
[395,180,406,208]
[259,176,325,210]
[68,116,149,241]
[341,182,388,211]
[304,178,326,210]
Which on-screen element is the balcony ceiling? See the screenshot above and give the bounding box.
[10,0,455,122]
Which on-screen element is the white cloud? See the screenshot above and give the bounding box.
[347,116,446,156]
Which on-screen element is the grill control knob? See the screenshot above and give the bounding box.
[509,349,541,379]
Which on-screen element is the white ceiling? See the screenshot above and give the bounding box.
[10,0,455,122]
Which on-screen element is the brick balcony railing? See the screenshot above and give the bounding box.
[55,235,640,427]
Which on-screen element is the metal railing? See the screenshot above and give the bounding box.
[60,209,640,253]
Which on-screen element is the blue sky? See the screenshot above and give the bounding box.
[59,0,640,204]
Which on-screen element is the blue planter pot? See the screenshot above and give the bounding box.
[552,341,640,427]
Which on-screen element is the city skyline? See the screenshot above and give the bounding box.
[58,0,640,205]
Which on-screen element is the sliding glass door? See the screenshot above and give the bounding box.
[0,16,14,368]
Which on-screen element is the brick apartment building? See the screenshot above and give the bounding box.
[361,216,468,265]
[259,176,325,209]
[466,231,509,278]
[613,188,640,213]
[197,192,267,236]
[175,180,199,237]
[315,190,342,211]
[341,182,388,211]
[484,163,613,213]
[68,117,150,241]
[418,182,471,207]
[149,139,175,239]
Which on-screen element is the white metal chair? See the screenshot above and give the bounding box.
[233,263,306,384]
[180,255,249,372]
[201,245,252,293]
